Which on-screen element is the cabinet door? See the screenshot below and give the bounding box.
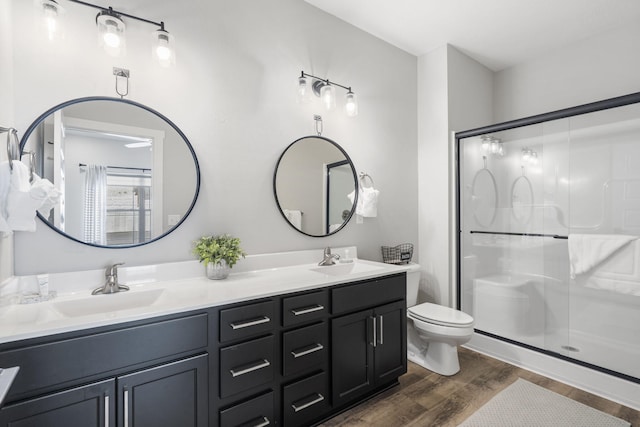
[331,309,374,407]
[118,354,208,427]
[373,300,407,385]
[0,379,114,427]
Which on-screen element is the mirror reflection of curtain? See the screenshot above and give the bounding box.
[83,164,107,245]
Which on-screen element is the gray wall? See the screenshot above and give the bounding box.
[0,0,14,282]
[10,0,418,274]
[417,22,640,307]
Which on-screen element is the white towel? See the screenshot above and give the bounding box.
[0,161,10,233]
[32,173,61,217]
[6,160,41,231]
[283,209,302,230]
[348,186,380,218]
[4,161,60,232]
[568,234,639,278]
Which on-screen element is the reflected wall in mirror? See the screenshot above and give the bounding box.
[273,136,357,237]
[21,97,200,248]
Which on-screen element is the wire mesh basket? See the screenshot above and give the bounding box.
[381,243,413,265]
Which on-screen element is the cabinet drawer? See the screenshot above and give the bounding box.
[332,274,405,315]
[283,372,329,426]
[220,336,275,399]
[282,290,328,327]
[220,301,275,343]
[220,391,274,427]
[282,322,327,377]
[0,313,208,400]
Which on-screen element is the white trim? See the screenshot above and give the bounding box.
[465,333,640,411]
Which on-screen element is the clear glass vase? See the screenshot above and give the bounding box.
[206,259,230,280]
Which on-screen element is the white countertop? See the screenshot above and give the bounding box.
[0,247,412,345]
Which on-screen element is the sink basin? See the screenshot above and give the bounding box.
[53,289,164,317]
[310,262,385,276]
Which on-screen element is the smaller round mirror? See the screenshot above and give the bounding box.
[273,136,358,237]
[511,175,534,225]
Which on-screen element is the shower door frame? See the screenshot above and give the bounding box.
[454,91,640,383]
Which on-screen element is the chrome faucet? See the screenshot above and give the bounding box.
[92,263,130,295]
[318,247,340,266]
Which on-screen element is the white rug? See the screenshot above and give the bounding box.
[458,378,630,427]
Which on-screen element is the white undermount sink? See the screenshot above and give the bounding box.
[310,261,385,276]
[53,288,165,318]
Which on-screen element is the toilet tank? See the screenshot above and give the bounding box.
[405,263,421,307]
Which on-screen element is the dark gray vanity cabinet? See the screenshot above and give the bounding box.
[117,354,208,426]
[0,272,407,427]
[0,378,114,427]
[0,312,210,427]
[331,275,407,409]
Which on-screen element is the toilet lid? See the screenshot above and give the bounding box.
[408,303,474,327]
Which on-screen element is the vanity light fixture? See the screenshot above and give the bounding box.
[96,7,126,56]
[39,0,175,66]
[297,71,358,117]
[521,148,539,165]
[481,136,504,157]
[37,0,65,41]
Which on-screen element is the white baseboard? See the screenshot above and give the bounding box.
[465,333,640,411]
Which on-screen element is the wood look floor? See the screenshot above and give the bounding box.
[320,347,639,426]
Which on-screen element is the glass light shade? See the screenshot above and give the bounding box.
[296,76,312,104]
[153,29,175,67]
[320,84,336,110]
[490,140,498,154]
[345,91,358,117]
[481,137,490,151]
[97,11,126,57]
[522,148,531,162]
[38,0,64,41]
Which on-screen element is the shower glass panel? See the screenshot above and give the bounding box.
[457,93,640,382]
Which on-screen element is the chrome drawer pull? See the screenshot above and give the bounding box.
[230,316,271,330]
[123,389,129,427]
[291,304,324,316]
[291,343,324,358]
[104,395,109,427]
[248,416,270,427]
[371,316,377,348]
[292,393,324,412]
[379,315,384,345]
[230,359,271,377]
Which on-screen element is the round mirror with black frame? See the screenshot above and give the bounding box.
[20,96,200,248]
[273,135,358,237]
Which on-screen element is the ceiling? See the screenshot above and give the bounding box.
[304,0,640,71]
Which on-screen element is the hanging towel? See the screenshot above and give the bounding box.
[5,160,43,232]
[283,209,302,230]
[348,186,380,217]
[32,173,61,217]
[0,161,10,232]
[568,234,639,278]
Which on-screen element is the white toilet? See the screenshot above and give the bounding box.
[406,264,475,376]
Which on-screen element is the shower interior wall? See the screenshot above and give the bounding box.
[459,97,640,387]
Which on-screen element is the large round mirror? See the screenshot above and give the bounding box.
[471,167,498,228]
[20,97,200,248]
[273,136,357,237]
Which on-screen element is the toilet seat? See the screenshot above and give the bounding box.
[408,303,474,328]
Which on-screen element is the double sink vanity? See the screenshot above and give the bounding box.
[0,247,410,426]
[2,92,405,426]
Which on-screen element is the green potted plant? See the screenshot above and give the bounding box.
[193,234,246,280]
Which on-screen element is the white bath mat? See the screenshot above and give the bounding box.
[458,378,630,426]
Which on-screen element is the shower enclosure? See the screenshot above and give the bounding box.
[456,92,640,382]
